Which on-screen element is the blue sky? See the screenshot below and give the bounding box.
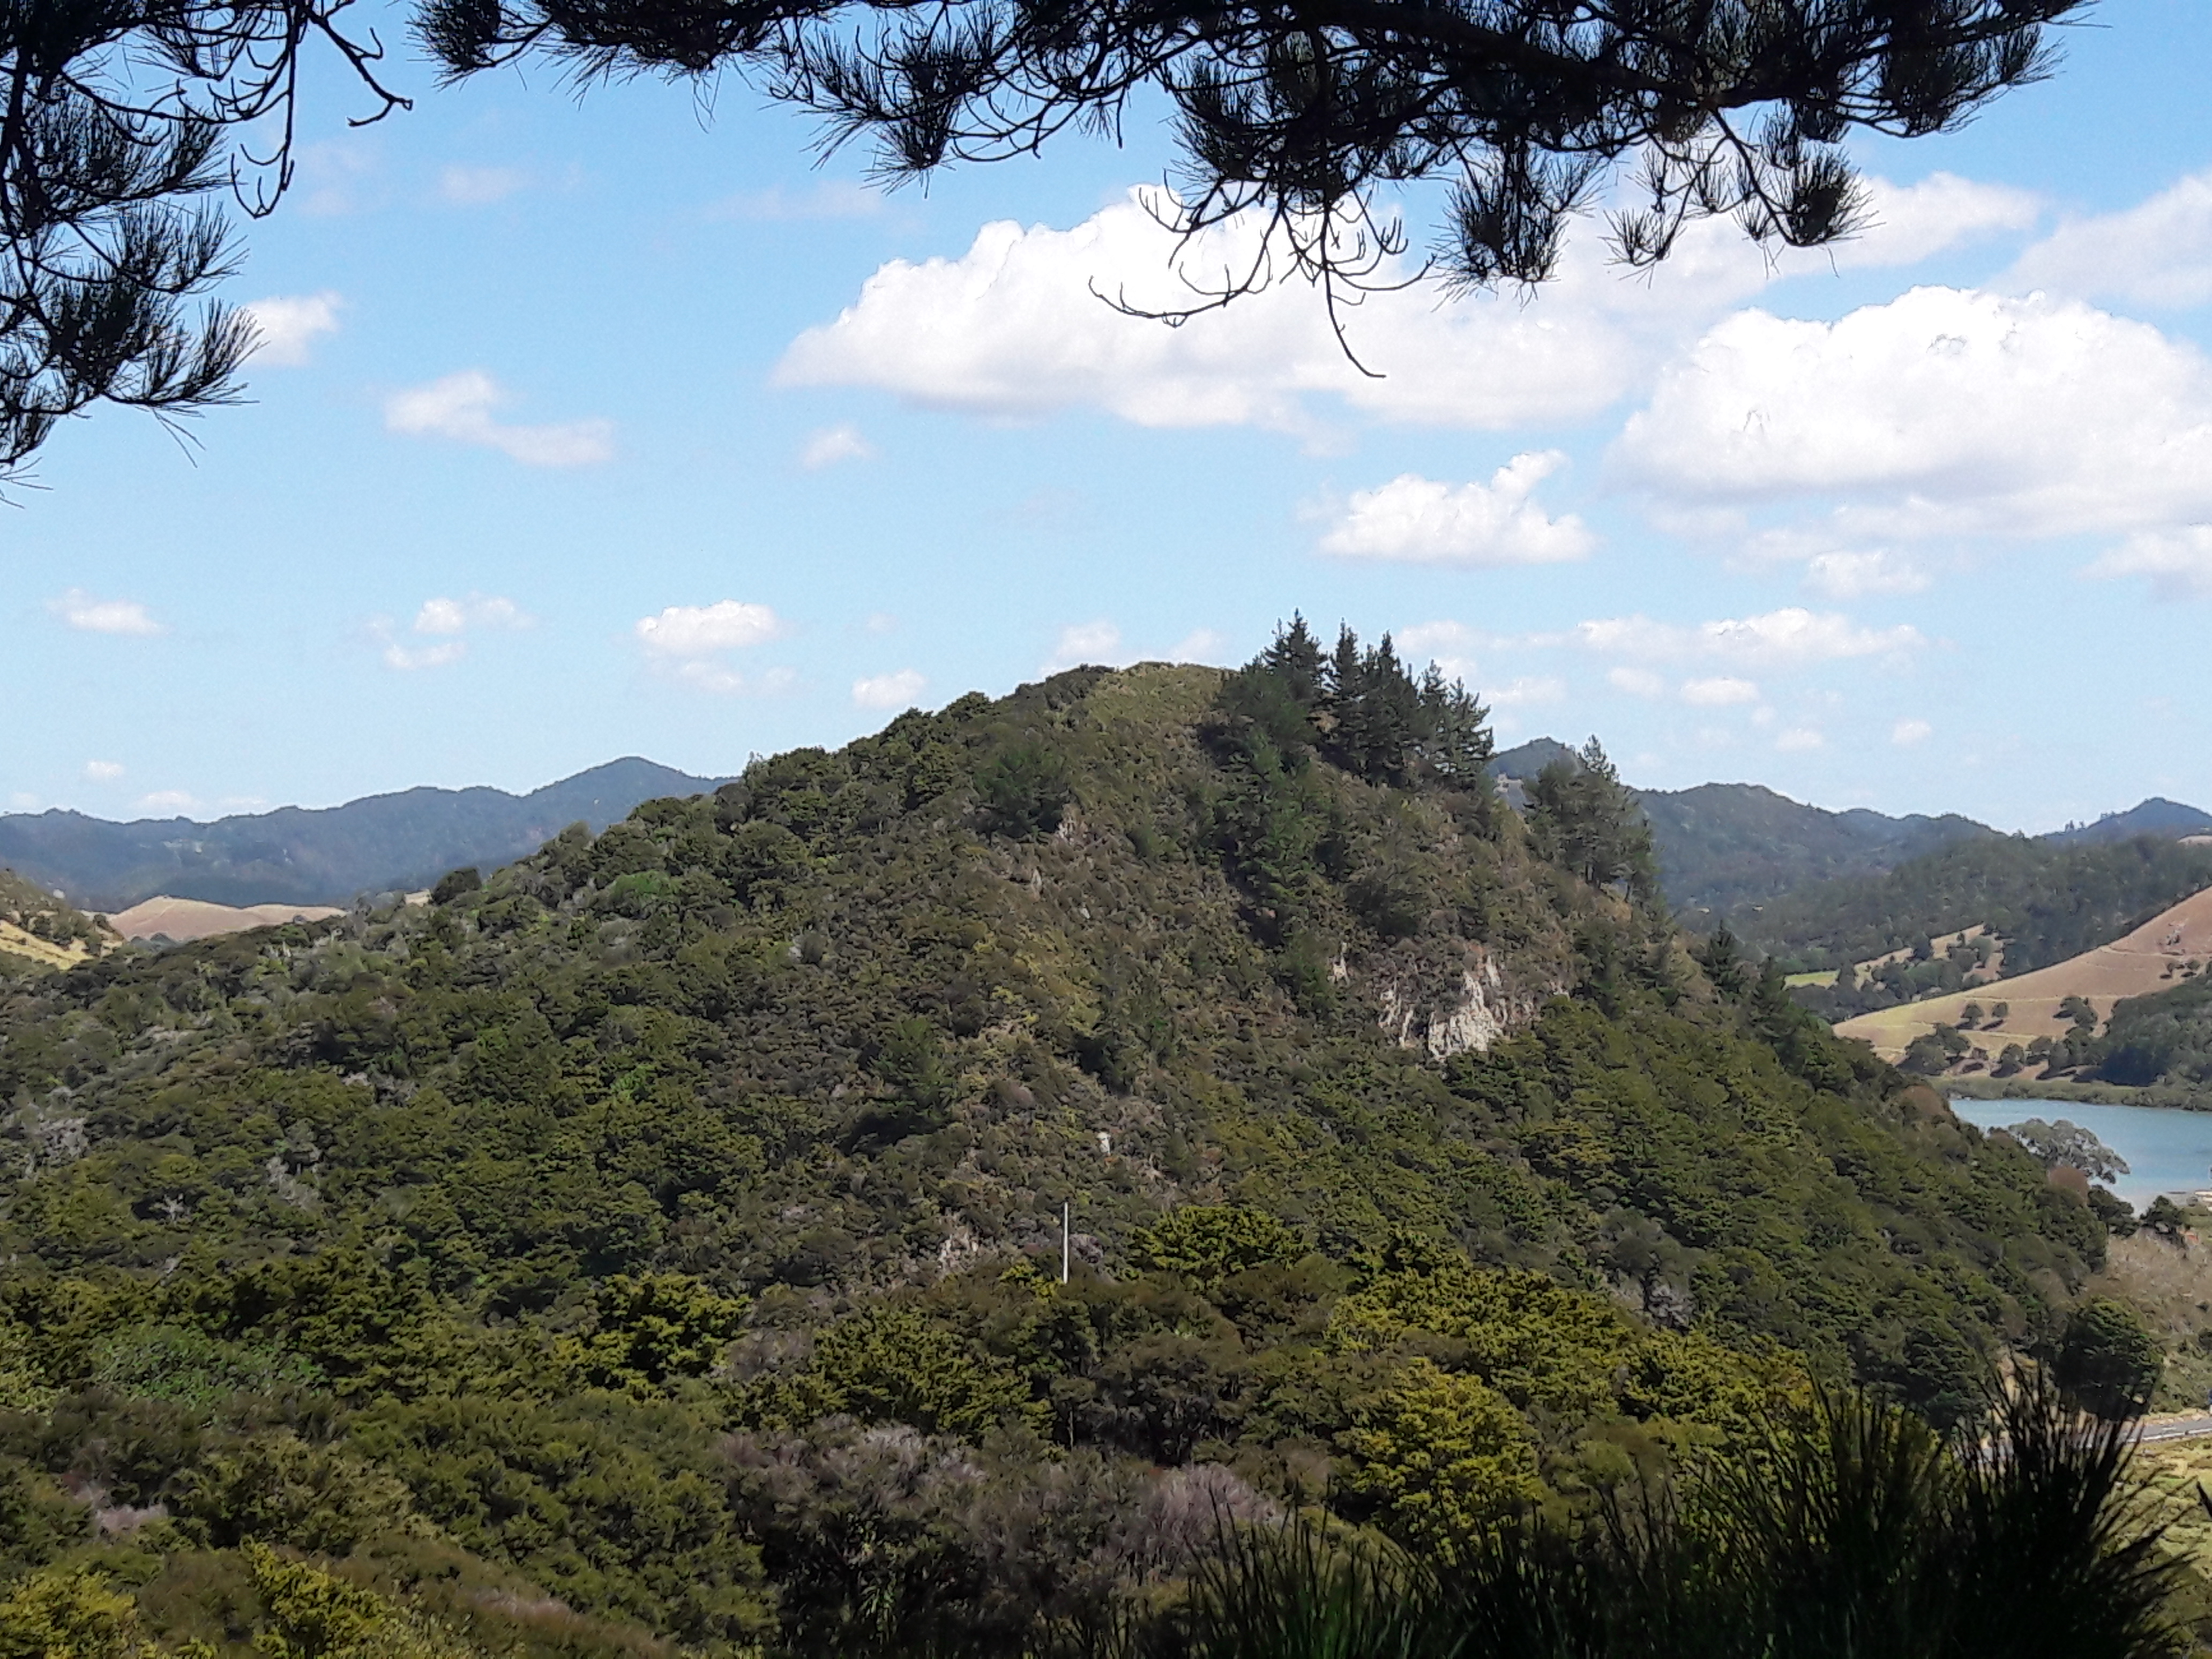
[6,2,2212,833]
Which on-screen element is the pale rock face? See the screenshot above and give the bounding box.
[1373,955,1508,1059]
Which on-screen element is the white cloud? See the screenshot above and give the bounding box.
[415,594,530,636]
[2087,528,2212,600]
[385,371,613,467]
[801,423,876,469]
[1681,676,1761,707]
[1838,174,2041,271]
[1616,286,2212,544]
[440,165,527,206]
[777,189,1661,437]
[1892,718,1934,746]
[1608,667,1667,699]
[778,173,2041,443]
[243,292,342,366]
[50,589,164,636]
[83,760,124,781]
[636,601,785,658]
[1169,629,1231,664]
[2007,170,2212,309]
[853,668,928,709]
[136,790,201,814]
[1574,608,1923,670]
[864,611,899,634]
[1803,549,1932,599]
[374,594,529,671]
[1774,727,1826,752]
[1044,619,1123,673]
[634,602,790,696]
[1318,453,1594,565]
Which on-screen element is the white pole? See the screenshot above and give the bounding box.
[1062,1201,1070,1284]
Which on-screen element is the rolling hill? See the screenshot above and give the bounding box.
[1835,883,2212,1062]
[0,756,725,911]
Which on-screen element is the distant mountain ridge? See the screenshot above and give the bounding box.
[1639,783,1993,917]
[2049,797,2212,845]
[1495,736,2209,918]
[0,757,727,911]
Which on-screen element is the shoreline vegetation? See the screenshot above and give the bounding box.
[1944,1077,2212,1111]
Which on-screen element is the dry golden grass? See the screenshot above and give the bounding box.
[1836,889,2212,1060]
[0,917,92,970]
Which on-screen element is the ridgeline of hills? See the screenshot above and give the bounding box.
[1487,740,2211,923]
[0,757,724,913]
[0,643,2137,1659]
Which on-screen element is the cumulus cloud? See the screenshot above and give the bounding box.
[801,423,876,469]
[634,601,789,695]
[778,189,1660,436]
[1615,286,2212,544]
[440,165,527,206]
[373,594,529,670]
[637,601,785,657]
[2007,170,2212,309]
[778,173,2043,443]
[414,594,530,636]
[1838,174,2041,271]
[1803,549,1932,599]
[1318,453,1594,565]
[1574,608,1924,670]
[2086,528,2212,600]
[1774,727,1826,752]
[1044,619,1122,673]
[1893,718,1934,746]
[243,292,342,366]
[83,760,124,782]
[853,668,928,709]
[1608,667,1667,699]
[137,790,201,814]
[385,371,613,467]
[50,589,164,636]
[1680,676,1761,707]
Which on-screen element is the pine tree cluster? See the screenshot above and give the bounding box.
[1229,616,1494,789]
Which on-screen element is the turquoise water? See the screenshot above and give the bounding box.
[1947,1097,2212,1210]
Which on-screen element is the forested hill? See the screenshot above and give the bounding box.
[0,648,2109,1659]
[1737,832,2212,976]
[0,757,724,912]
[1638,782,1991,916]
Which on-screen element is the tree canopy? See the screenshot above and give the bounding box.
[4,0,2092,473]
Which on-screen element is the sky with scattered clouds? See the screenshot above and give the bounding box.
[6,2,2212,830]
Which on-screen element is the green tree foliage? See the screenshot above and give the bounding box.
[1127,1207,1309,1290]
[2053,1300,2164,1422]
[1175,1381,2181,1659]
[0,659,2155,1655]
[1526,741,1658,899]
[1745,835,2212,984]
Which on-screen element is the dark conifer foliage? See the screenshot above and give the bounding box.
[0,1,403,476]
[415,0,2085,311]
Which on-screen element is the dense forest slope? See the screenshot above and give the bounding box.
[0,758,722,911]
[1638,782,1989,917]
[1747,834,2212,984]
[0,649,2115,1658]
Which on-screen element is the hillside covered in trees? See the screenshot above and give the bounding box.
[0,637,2147,1657]
[1747,835,2212,987]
